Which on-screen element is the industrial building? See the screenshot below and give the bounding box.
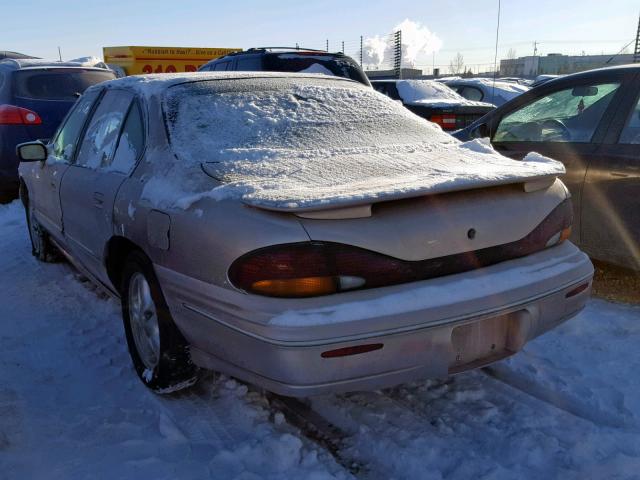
[500,53,634,78]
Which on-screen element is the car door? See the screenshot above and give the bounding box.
[31,89,101,240]
[59,89,136,281]
[488,74,630,246]
[581,74,640,268]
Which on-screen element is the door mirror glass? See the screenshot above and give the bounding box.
[17,142,47,162]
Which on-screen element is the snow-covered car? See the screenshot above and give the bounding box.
[445,78,530,106]
[371,79,494,131]
[17,72,593,397]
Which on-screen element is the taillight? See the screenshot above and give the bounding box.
[430,113,457,130]
[229,198,573,298]
[0,105,42,125]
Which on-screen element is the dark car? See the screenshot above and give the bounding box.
[198,47,371,86]
[0,59,115,200]
[454,64,640,270]
[371,79,494,131]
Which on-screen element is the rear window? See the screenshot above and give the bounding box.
[265,54,370,86]
[163,78,440,164]
[14,69,115,101]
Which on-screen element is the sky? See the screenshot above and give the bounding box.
[3,0,638,74]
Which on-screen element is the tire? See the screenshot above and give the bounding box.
[25,200,60,263]
[121,250,199,393]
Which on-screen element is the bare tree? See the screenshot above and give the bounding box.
[448,52,465,75]
[507,48,517,60]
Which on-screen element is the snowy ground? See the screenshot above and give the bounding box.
[1,198,639,479]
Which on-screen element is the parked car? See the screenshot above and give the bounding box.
[445,78,529,106]
[18,72,592,397]
[0,59,115,201]
[198,47,371,86]
[454,64,640,270]
[371,79,494,131]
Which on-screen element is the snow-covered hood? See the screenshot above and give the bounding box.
[200,140,564,212]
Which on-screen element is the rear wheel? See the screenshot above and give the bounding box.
[121,251,199,393]
[25,201,60,262]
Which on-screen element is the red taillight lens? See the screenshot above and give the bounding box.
[229,199,573,298]
[0,105,42,125]
[321,344,384,358]
[430,113,457,130]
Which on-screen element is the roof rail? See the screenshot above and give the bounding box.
[246,47,331,53]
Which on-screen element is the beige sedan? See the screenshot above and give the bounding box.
[17,72,593,396]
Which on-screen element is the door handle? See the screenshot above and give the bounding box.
[93,192,105,208]
[610,171,629,178]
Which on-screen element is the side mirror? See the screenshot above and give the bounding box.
[17,141,47,162]
[471,123,490,139]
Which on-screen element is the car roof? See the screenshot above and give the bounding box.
[0,58,112,72]
[95,71,359,98]
[202,48,353,67]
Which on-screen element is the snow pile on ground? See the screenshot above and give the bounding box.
[0,201,348,480]
[1,200,640,479]
[144,79,561,211]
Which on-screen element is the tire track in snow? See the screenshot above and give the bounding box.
[481,365,637,430]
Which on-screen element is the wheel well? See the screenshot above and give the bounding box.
[105,237,144,293]
[19,178,28,208]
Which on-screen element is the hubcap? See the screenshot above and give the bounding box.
[128,272,161,370]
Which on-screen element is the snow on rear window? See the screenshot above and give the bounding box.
[164,78,441,163]
[396,80,464,104]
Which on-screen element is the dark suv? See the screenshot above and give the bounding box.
[0,59,115,200]
[198,48,371,87]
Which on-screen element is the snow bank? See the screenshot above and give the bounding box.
[147,77,562,211]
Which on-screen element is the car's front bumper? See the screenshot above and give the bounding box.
[156,241,593,397]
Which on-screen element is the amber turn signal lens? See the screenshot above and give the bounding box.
[559,226,572,243]
[251,276,338,298]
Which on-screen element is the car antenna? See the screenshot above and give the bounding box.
[490,0,501,138]
[605,38,635,64]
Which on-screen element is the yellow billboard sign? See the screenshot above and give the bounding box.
[103,46,241,75]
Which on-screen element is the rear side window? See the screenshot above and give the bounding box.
[619,94,640,144]
[14,69,115,101]
[459,86,484,102]
[109,101,145,174]
[75,90,133,168]
[213,61,231,71]
[236,56,262,71]
[51,89,101,163]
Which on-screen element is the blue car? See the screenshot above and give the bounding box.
[0,59,115,200]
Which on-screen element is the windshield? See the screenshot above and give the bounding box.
[164,77,439,163]
[14,69,115,101]
[265,53,370,86]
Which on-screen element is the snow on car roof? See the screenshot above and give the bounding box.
[140,76,564,211]
[0,58,111,70]
[99,71,356,99]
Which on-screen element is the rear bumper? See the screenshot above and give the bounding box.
[156,242,593,396]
